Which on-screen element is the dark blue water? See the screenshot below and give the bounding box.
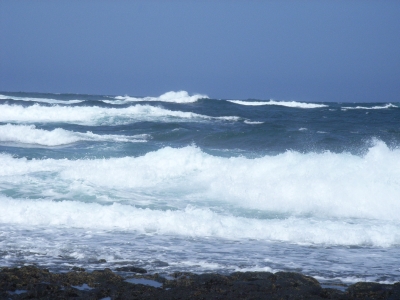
[0,91,399,285]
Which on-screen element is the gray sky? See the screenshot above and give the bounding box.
[1,1,399,102]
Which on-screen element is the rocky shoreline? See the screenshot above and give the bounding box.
[1,265,399,299]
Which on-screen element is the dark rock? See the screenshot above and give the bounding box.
[1,265,399,299]
[152,260,169,267]
[115,266,147,273]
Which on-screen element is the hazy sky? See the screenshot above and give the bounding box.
[1,1,399,102]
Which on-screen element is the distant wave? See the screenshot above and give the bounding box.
[227,100,328,108]
[0,104,239,125]
[0,94,83,104]
[0,124,148,146]
[104,91,209,104]
[244,120,264,125]
[341,103,398,110]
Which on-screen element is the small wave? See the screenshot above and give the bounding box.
[104,91,209,104]
[0,94,83,104]
[227,100,328,109]
[341,103,398,110]
[0,124,148,146]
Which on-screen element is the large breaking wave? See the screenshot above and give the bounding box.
[1,141,399,247]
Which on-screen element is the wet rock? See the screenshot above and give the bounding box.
[1,265,400,299]
[347,281,400,300]
[115,266,147,273]
[152,260,169,267]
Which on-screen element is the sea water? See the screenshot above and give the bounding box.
[0,91,399,286]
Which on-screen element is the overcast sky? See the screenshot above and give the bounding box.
[1,1,399,102]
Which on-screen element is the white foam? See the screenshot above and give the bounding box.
[0,124,148,146]
[0,197,399,247]
[0,104,237,125]
[314,275,398,285]
[107,91,208,104]
[341,103,398,110]
[228,100,328,108]
[0,94,83,104]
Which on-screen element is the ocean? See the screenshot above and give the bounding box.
[0,91,399,287]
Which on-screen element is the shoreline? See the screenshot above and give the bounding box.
[1,265,399,299]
